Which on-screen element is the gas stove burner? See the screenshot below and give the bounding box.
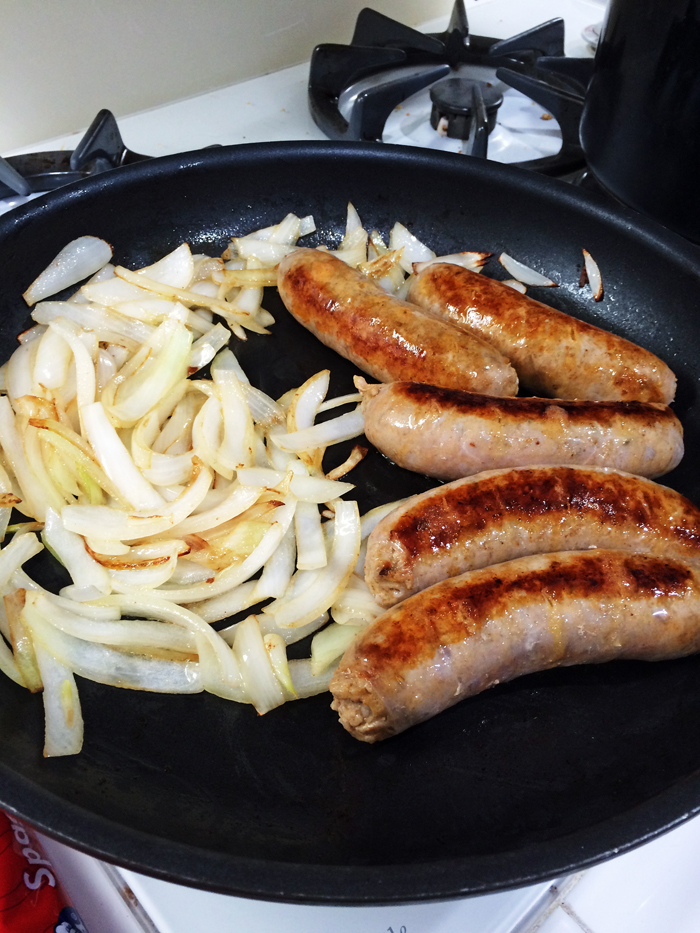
[0,110,150,201]
[429,77,503,140]
[308,0,594,175]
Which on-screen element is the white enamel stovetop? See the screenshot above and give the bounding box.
[5,2,700,932]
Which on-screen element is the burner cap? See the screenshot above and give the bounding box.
[429,77,503,139]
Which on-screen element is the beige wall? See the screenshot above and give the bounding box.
[1,0,453,151]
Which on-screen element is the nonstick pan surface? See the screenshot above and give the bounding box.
[1,142,700,904]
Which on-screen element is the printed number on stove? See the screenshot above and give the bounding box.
[387,927,407,933]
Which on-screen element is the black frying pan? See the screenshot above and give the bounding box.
[1,142,700,905]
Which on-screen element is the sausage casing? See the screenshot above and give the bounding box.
[277,249,518,396]
[365,466,700,607]
[359,380,683,481]
[331,550,700,742]
[409,263,677,403]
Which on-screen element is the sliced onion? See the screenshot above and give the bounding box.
[389,222,435,273]
[135,243,194,289]
[360,499,405,540]
[294,501,327,571]
[23,237,113,306]
[413,251,491,274]
[61,459,213,541]
[271,408,365,452]
[330,574,383,625]
[264,499,360,629]
[253,521,296,600]
[189,579,262,624]
[6,589,42,691]
[33,642,84,757]
[498,252,557,287]
[502,278,527,294]
[82,402,165,511]
[233,615,286,713]
[24,597,201,693]
[31,591,195,653]
[43,508,111,596]
[310,620,367,676]
[288,658,334,698]
[582,249,604,301]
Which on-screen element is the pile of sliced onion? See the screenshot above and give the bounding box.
[0,214,389,757]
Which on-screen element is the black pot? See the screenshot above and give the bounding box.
[580,0,700,242]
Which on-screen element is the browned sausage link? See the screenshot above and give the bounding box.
[331,550,700,742]
[358,380,684,481]
[277,248,518,396]
[365,466,700,607]
[408,263,677,403]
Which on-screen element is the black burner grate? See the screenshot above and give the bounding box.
[0,110,150,200]
[308,0,593,176]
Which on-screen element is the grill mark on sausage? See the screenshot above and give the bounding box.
[387,468,700,561]
[358,553,695,677]
[396,381,672,429]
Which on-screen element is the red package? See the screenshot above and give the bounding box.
[0,810,88,933]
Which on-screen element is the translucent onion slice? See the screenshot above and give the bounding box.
[498,252,556,287]
[23,237,113,307]
[212,354,255,472]
[135,243,194,289]
[3,339,38,403]
[97,592,242,695]
[46,318,97,420]
[43,508,111,596]
[131,412,195,487]
[0,532,44,591]
[189,579,261,624]
[24,597,201,693]
[288,658,334,698]
[158,498,296,603]
[582,249,604,301]
[33,300,152,350]
[82,402,165,511]
[108,318,193,427]
[325,444,367,482]
[33,327,73,390]
[271,408,365,452]
[330,573,383,625]
[33,642,84,757]
[61,459,213,542]
[0,627,25,686]
[286,369,330,473]
[264,500,360,628]
[264,633,296,695]
[413,251,491,274]
[236,468,353,504]
[30,593,195,653]
[294,501,326,570]
[502,279,527,294]
[389,222,435,273]
[30,421,131,508]
[171,482,260,536]
[253,521,296,600]
[310,620,368,676]
[190,324,230,372]
[6,589,42,691]
[233,615,286,713]
[329,226,368,268]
